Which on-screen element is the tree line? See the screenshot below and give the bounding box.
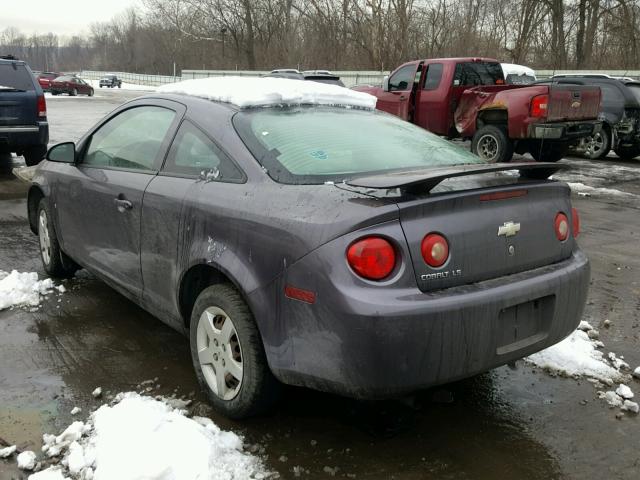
[2,0,640,74]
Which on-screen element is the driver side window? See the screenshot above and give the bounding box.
[83,106,176,171]
[389,65,416,91]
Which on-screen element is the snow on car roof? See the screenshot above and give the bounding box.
[157,76,377,109]
[501,63,536,77]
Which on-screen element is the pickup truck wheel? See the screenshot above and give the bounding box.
[583,130,610,160]
[529,142,568,163]
[471,125,514,163]
[37,199,78,278]
[613,145,640,160]
[190,284,280,419]
[23,145,47,166]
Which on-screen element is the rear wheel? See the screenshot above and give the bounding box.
[583,129,611,159]
[190,284,280,419]
[614,145,640,160]
[529,141,568,163]
[37,199,78,278]
[23,145,47,166]
[471,125,514,163]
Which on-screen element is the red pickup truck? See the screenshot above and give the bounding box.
[355,58,602,162]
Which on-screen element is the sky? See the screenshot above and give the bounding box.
[0,0,141,36]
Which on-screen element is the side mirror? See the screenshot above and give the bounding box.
[383,75,390,92]
[47,142,76,163]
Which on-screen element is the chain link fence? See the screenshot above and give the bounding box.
[79,69,640,88]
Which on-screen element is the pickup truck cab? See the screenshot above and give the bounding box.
[355,58,602,162]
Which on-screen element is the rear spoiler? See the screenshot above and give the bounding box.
[346,162,568,193]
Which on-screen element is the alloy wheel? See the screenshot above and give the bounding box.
[38,209,51,266]
[477,134,499,162]
[585,132,604,158]
[196,306,244,400]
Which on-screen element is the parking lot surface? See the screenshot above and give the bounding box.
[1,89,639,479]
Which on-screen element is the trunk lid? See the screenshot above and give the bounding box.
[547,84,601,122]
[397,182,576,292]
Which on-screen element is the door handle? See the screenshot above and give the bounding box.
[399,95,407,100]
[114,197,133,212]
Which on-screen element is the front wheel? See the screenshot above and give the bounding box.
[70,88,77,96]
[471,125,514,163]
[190,284,280,419]
[614,145,640,160]
[583,129,611,159]
[88,89,94,97]
[529,141,568,162]
[37,199,79,278]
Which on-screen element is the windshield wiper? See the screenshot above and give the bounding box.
[0,85,26,92]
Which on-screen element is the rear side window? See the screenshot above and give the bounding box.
[83,106,176,171]
[423,64,443,90]
[163,120,243,181]
[0,64,35,91]
[389,64,417,91]
[453,62,504,86]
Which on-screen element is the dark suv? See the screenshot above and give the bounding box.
[543,76,640,160]
[0,55,48,166]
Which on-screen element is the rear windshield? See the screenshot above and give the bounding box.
[505,74,536,85]
[55,75,73,81]
[0,64,35,91]
[233,107,484,184]
[453,62,505,86]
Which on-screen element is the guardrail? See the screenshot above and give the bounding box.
[79,69,640,88]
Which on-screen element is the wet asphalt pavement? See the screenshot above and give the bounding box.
[1,89,639,479]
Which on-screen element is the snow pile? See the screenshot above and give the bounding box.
[526,329,625,384]
[31,392,274,480]
[0,445,16,458]
[0,270,58,310]
[568,182,636,198]
[17,451,37,470]
[158,76,377,109]
[526,321,640,414]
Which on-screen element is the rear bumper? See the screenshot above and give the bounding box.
[0,122,48,151]
[262,248,590,399]
[529,120,601,140]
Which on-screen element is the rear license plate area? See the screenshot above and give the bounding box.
[496,295,555,355]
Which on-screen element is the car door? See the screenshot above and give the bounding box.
[376,63,419,120]
[414,63,449,135]
[140,118,245,328]
[55,101,184,299]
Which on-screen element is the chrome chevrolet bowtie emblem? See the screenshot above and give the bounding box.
[498,221,521,237]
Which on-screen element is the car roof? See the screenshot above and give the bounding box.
[154,76,377,109]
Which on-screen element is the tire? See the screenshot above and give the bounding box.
[37,199,79,278]
[99,85,103,88]
[23,145,47,166]
[614,145,640,160]
[583,129,611,160]
[118,84,121,88]
[529,141,568,163]
[70,88,77,96]
[190,284,280,419]
[88,89,94,97]
[471,125,514,163]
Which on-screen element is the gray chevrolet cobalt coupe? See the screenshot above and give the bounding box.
[28,77,589,418]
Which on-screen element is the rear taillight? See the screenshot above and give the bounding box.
[347,236,396,280]
[571,207,580,237]
[530,94,548,118]
[421,233,449,268]
[554,212,569,241]
[37,94,46,118]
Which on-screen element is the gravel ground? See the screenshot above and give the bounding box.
[0,88,639,479]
